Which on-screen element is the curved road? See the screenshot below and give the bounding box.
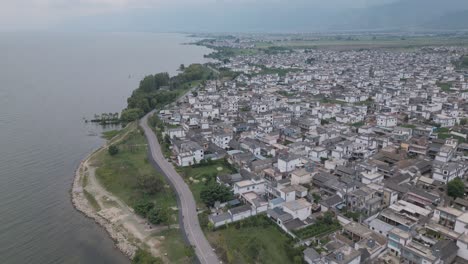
[140,111,219,264]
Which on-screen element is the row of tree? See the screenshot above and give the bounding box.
[120,64,215,123]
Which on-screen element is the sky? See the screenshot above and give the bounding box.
[0,0,397,31]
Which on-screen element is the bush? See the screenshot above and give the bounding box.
[133,199,154,217]
[132,248,163,264]
[108,145,119,156]
[200,182,233,207]
[148,206,171,225]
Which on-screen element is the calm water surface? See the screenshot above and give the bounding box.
[0,32,211,264]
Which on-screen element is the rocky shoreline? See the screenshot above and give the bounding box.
[70,151,137,260]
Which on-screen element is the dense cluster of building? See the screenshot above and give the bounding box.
[159,44,468,263]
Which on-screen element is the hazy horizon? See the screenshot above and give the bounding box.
[3,0,468,33]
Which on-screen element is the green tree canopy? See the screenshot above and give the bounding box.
[121,108,144,122]
[123,64,212,120]
[448,178,465,198]
[139,73,170,93]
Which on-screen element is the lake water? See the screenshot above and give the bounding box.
[0,32,211,264]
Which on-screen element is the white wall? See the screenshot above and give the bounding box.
[457,240,468,260]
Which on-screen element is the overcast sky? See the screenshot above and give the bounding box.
[0,0,397,31]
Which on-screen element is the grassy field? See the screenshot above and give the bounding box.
[206,216,300,264]
[92,127,177,214]
[177,160,236,207]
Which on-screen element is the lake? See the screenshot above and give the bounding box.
[0,32,211,264]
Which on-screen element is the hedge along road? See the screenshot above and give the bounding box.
[140,110,219,264]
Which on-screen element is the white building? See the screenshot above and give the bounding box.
[387,228,412,256]
[360,171,384,185]
[167,127,185,139]
[212,132,233,150]
[277,153,301,173]
[290,168,314,185]
[233,179,266,195]
[377,114,397,128]
[432,161,467,183]
[434,114,456,128]
[282,199,312,221]
[175,141,204,167]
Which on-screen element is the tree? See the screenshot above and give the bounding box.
[448,178,465,198]
[121,108,144,122]
[179,64,185,71]
[108,145,119,156]
[148,206,171,225]
[200,182,233,207]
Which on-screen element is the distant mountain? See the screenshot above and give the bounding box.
[424,10,468,30]
[329,0,468,31]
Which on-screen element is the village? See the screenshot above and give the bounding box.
[157,41,468,264]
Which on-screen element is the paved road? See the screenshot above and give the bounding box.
[140,112,219,264]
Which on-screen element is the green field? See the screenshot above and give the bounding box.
[93,127,177,215]
[206,216,303,264]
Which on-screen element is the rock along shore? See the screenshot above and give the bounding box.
[70,150,137,260]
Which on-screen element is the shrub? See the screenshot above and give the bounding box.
[108,145,119,156]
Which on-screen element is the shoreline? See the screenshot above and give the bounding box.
[70,123,173,263]
[70,147,137,260]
